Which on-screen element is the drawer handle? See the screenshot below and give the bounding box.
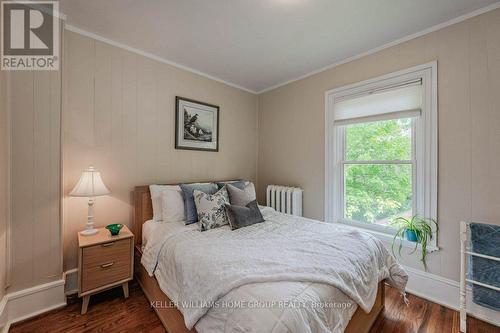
[102,242,115,247]
[101,262,114,268]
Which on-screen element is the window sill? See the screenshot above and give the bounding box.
[335,221,440,253]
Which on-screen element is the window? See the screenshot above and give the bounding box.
[344,118,413,225]
[325,62,437,248]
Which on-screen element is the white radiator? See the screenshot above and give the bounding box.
[266,185,303,216]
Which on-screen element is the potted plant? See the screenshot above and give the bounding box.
[391,215,438,269]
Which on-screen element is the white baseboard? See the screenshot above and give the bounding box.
[63,268,78,295]
[404,265,500,327]
[0,279,66,333]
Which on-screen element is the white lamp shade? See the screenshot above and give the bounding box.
[70,166,110,197]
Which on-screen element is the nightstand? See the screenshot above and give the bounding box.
[77,225,134,314]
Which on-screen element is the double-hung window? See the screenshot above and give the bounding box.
[325,63,437,248]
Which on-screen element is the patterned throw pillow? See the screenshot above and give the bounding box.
[193,186,230,231]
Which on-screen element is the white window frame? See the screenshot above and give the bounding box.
[325,62,438,251]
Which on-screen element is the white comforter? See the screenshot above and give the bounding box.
[142,207,407,332]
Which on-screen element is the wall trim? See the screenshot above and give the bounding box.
[63,268,78,296]
[63,2,500,95]
[64,25,258,95]
[58,20,66,284]
[0,279,66,333]
[0,297,6,325]
[5,71,12,290]
[324,62,438,250]
[404,265,500,328]
[258,1,500,94]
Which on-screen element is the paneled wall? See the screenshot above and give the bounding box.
[63,31,259,270]
[0,69,8,297]
[5,67,62,292]
[258,8,500,281]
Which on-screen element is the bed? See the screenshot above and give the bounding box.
[133,184,407,333]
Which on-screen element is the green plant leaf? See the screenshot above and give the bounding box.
[390,214,438,270]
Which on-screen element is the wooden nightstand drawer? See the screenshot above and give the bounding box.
[81,239,132,292]
[82,238,131,267]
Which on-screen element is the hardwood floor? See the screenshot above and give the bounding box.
[10,281,165,333]
[369,287,498,333]
[10,280,499,333]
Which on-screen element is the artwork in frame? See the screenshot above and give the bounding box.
[175,96,219,152]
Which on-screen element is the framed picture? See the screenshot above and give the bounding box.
[175,96,219,152]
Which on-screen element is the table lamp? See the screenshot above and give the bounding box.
[70,166,110,236]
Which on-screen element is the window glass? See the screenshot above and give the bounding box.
[345,118,412,161]
[344,164,413,225]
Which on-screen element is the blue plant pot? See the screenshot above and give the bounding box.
[405,229,419,242]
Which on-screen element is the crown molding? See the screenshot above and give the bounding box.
[61,1,500,94]
[65,25,258,95]
[257,1,500,94]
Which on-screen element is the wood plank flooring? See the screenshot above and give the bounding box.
[10,280,499,333]
[369,287,498,333]
[10,281,164,333]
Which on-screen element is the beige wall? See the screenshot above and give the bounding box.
[63,31,259,270]
[258,8,500,281]
[4,8,499,290]
[3,68,62,293]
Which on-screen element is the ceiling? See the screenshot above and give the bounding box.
[59,0,499,93]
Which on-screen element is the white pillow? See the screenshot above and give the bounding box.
[161,187,185,222]
[245,182,256,200]
[149,184,182,221]
[149,185,164,221]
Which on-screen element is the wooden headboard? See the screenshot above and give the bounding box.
[133,185,154,247]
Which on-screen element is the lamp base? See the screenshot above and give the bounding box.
[80,228,99,236]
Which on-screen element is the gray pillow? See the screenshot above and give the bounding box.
[225,200,264,230]
[216,180,246,190]
[226,183,256,206]
[179,183,218,224]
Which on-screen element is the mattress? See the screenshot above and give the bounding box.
[141,218,357,332]
[141,207,407,333]
[142,220,199,305]
[142,219,194,248]
[141,219,158,249]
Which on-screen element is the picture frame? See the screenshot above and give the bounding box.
[175,96,219,152]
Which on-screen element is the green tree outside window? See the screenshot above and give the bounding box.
[344,118,413,224]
